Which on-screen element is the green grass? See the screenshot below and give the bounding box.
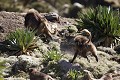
[43,50,63,62]
[5,29,37,55]
[67,69,84,80]
[78,6,120,47]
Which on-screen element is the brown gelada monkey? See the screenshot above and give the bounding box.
[28,68,55,80]
[24,9,57,40]
[84,70,114,80]
[70,29,98,63]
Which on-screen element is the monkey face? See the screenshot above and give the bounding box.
[74,35,88,48]
[75,39,84,47]
[80,29,92,40]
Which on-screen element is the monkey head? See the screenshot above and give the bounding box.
[80,29,92,40]
[74,35,89,47]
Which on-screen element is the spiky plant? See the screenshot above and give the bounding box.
[67,69,80,80]
[5,29,37,55]
[43,50,63,62]
[78,6,120,47]
[42,50,63,78]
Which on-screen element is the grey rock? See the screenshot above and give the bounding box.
[59,60,72,72]
[69,2,84,18]
[33,49,43,58]
[4,77,26,80]
[18,55,40,67]
[58,60,82,73]
[97,46,116,55]
[36,39,49,54]
[49,41,61,52]
[114,45,120,53]
[38,44,49,54]
[6,56,18,65]
[12,55,41,73]
[73,2,84,8]
[44,12,59,21]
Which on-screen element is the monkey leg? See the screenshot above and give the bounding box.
[89,44,98,62]
[70,51,78,63]
[93,53,98,62]
[46,31,53,40]
[91,49,98,62]
[86,56,90,63]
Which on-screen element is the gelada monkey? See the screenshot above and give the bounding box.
[25,9,57,40]
[70,29,98,63]
[28,68,55,80]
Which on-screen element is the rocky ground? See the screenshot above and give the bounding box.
[0,11,120,80]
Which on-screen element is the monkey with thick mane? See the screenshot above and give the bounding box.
[24,9,57,40]
[70,29,98,63]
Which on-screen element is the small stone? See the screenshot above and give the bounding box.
[44,12,59,21]
[6,56,18,65]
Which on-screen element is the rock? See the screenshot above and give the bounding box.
[97,46,116,55]
[49,41,61,52]
[110,56,120,64]
[44,12,59,22]
[58,60,72,72]
[12,55,40,73]
[69,2,84,18]
[52,35,61,43]
[0,57,6,62]
[36,39,49,54]
[58,60,82,73]
[4,77,26,80]
[2,68,11,77]
[18,55,40,67]
[33,49,43,58]
[73,2,84,8]
[6,56,18,65]
[38,44,49,54]
[114,45,120,53]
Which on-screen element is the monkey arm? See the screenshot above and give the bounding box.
[70,50,78,63]
[85,35,92,44]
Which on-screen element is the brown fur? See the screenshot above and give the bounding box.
[24,9,57,39]
[84,70,113,80]
[80,29,92,43]
[70,35,98,63]
[28,68,55,80]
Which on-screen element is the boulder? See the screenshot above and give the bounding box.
[58,60,82,73]
[12,55,41,73]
